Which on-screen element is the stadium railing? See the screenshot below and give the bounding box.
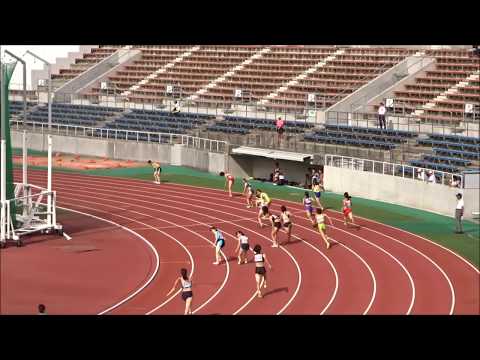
[324,154,463,187]
[325,110,480,137]
[10,120,229,154]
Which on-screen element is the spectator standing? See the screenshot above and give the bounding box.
[418,168,426,181]
[450,175,461,188]
[378,102,387,129]
[454,193,464,234]
[276,117,285,143]
[427,170,436,184]
[171,100,180,114]
[274,162,280,174]
[272,162,281,185]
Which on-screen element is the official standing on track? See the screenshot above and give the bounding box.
[454,193,465,234]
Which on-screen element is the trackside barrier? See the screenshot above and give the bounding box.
[10,120,229,154]
[324,154,463,188]
[0,183,61,247]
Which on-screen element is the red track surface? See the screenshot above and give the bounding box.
[6,169,480,315]
[0,206,157,315]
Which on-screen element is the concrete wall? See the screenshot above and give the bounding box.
[11,131,225,174]
[324,165,468,218]
[227,155,310,184]
[209,152,228,174]
[464,189,479,218]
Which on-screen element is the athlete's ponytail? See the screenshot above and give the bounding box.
[180,268,188,280]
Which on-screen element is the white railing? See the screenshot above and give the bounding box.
[10,120,229,154]
[324,154,463,188]
[1,183,58,245]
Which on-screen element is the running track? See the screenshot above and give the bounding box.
[12,169,480,315]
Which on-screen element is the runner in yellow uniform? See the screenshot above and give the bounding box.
[148,160,162,184]
[315,208,333,249]
[255,189,272,228]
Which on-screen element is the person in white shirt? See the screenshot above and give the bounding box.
[418,169,426,181]
[378,102,386,129]
[427,171,436,184]
[450,175,461,188]
[171,100,180,114]
[454,193,464,234]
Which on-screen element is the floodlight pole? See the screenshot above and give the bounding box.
[25,50,52,131]
[47,135,52,226]
[1,46,6,242]
[1,44,4,141]
[4,50,27,128]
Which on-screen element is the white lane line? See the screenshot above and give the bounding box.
[28,174,304,315]
[165,179,480,274]
[26,171,476,313]
[59,201,196,314]
[34,169,480,275]
[61,194,230,315]
[329,218,452,315]
[146,180,458,314]
[48,175,377,314]
[53,205,160,316]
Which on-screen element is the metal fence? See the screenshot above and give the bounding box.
[7,88,480,160]
[10,120,229,154]
[325,154,463,187]
[325,110,480,137]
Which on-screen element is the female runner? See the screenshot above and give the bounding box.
[220,171,235,197]
[342,192,357,227]
[270,212,283,248]
[147,160,162,184]
[256,189,272,228]
[253,244,272,298]
[166,268,193,315]
[210,226,226,265]
[315,208,333,249]
[302,191,316,225]
[242,178,255,208]
[235,230,250,264]
[280,205,293,244]
[312,179,324,209]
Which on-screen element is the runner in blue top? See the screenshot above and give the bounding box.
[210,226,226,265]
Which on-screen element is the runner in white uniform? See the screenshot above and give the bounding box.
[280,205,293,244]
[235,230,250,264]
[166,268,193,315]
[253,244,272,298]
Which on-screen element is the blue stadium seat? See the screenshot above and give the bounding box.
[422,154,472,167]
[409,160,460,173]
[433,147,480,160]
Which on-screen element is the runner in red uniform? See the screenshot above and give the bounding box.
[220,171,235,197]
[342,192,358,227]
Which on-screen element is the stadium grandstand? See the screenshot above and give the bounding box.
[9,45,479,172]
[1,45,479,315]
